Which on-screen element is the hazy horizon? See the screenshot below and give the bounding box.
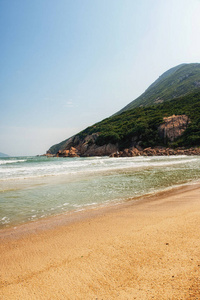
[1,0,200,156]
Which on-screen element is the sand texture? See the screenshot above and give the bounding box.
[1,184,200,299]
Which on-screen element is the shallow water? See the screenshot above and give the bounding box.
[0,155,200,228]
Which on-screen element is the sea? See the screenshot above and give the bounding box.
[0,155,200,229]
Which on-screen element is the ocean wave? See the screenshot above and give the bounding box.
[0,159,27,165]
[0,156,198,182]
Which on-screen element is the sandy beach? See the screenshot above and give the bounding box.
[1,184,200,299]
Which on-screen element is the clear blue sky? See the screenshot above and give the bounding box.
[1,0,200,156]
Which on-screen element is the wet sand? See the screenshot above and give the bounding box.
[1,184,200,299]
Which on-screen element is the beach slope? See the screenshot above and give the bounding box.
[1,184,200,299]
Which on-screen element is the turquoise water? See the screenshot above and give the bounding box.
[0,155,200,228]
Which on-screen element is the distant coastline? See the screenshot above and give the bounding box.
[0,152,9,157]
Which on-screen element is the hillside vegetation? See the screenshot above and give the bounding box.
[49,90,200,154]
[48,63,200,155]
[79,91,200,149]
[116,63,200,114]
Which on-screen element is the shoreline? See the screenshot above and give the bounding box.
[1,180,200,240]
[1,183,200,299]
[1,154,200,233]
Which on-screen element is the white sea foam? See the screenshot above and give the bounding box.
[0,155,197,181]
[1,155,200,228]
[1,216,10,224]
[0,159,27,165]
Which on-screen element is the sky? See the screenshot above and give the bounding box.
[0,0,200,156]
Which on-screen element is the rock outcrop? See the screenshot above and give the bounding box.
[56,147,79,157]
[52,144,200,158]
[158,115,190,142]
[47,114,198,158]
[51,133,118,157]
[110,147,200,157]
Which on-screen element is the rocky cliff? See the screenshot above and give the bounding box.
[47,133,118,157]
[47,114,193,157]
[158,115,190,142]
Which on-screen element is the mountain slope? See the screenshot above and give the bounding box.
[48,90,200,155]
[48,63,200,156]
[116,63,200,114]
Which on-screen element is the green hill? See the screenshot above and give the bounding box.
[79,90,200,148]
[116,63,200,114]
[48,90,200,155]
[48,63,200,155]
